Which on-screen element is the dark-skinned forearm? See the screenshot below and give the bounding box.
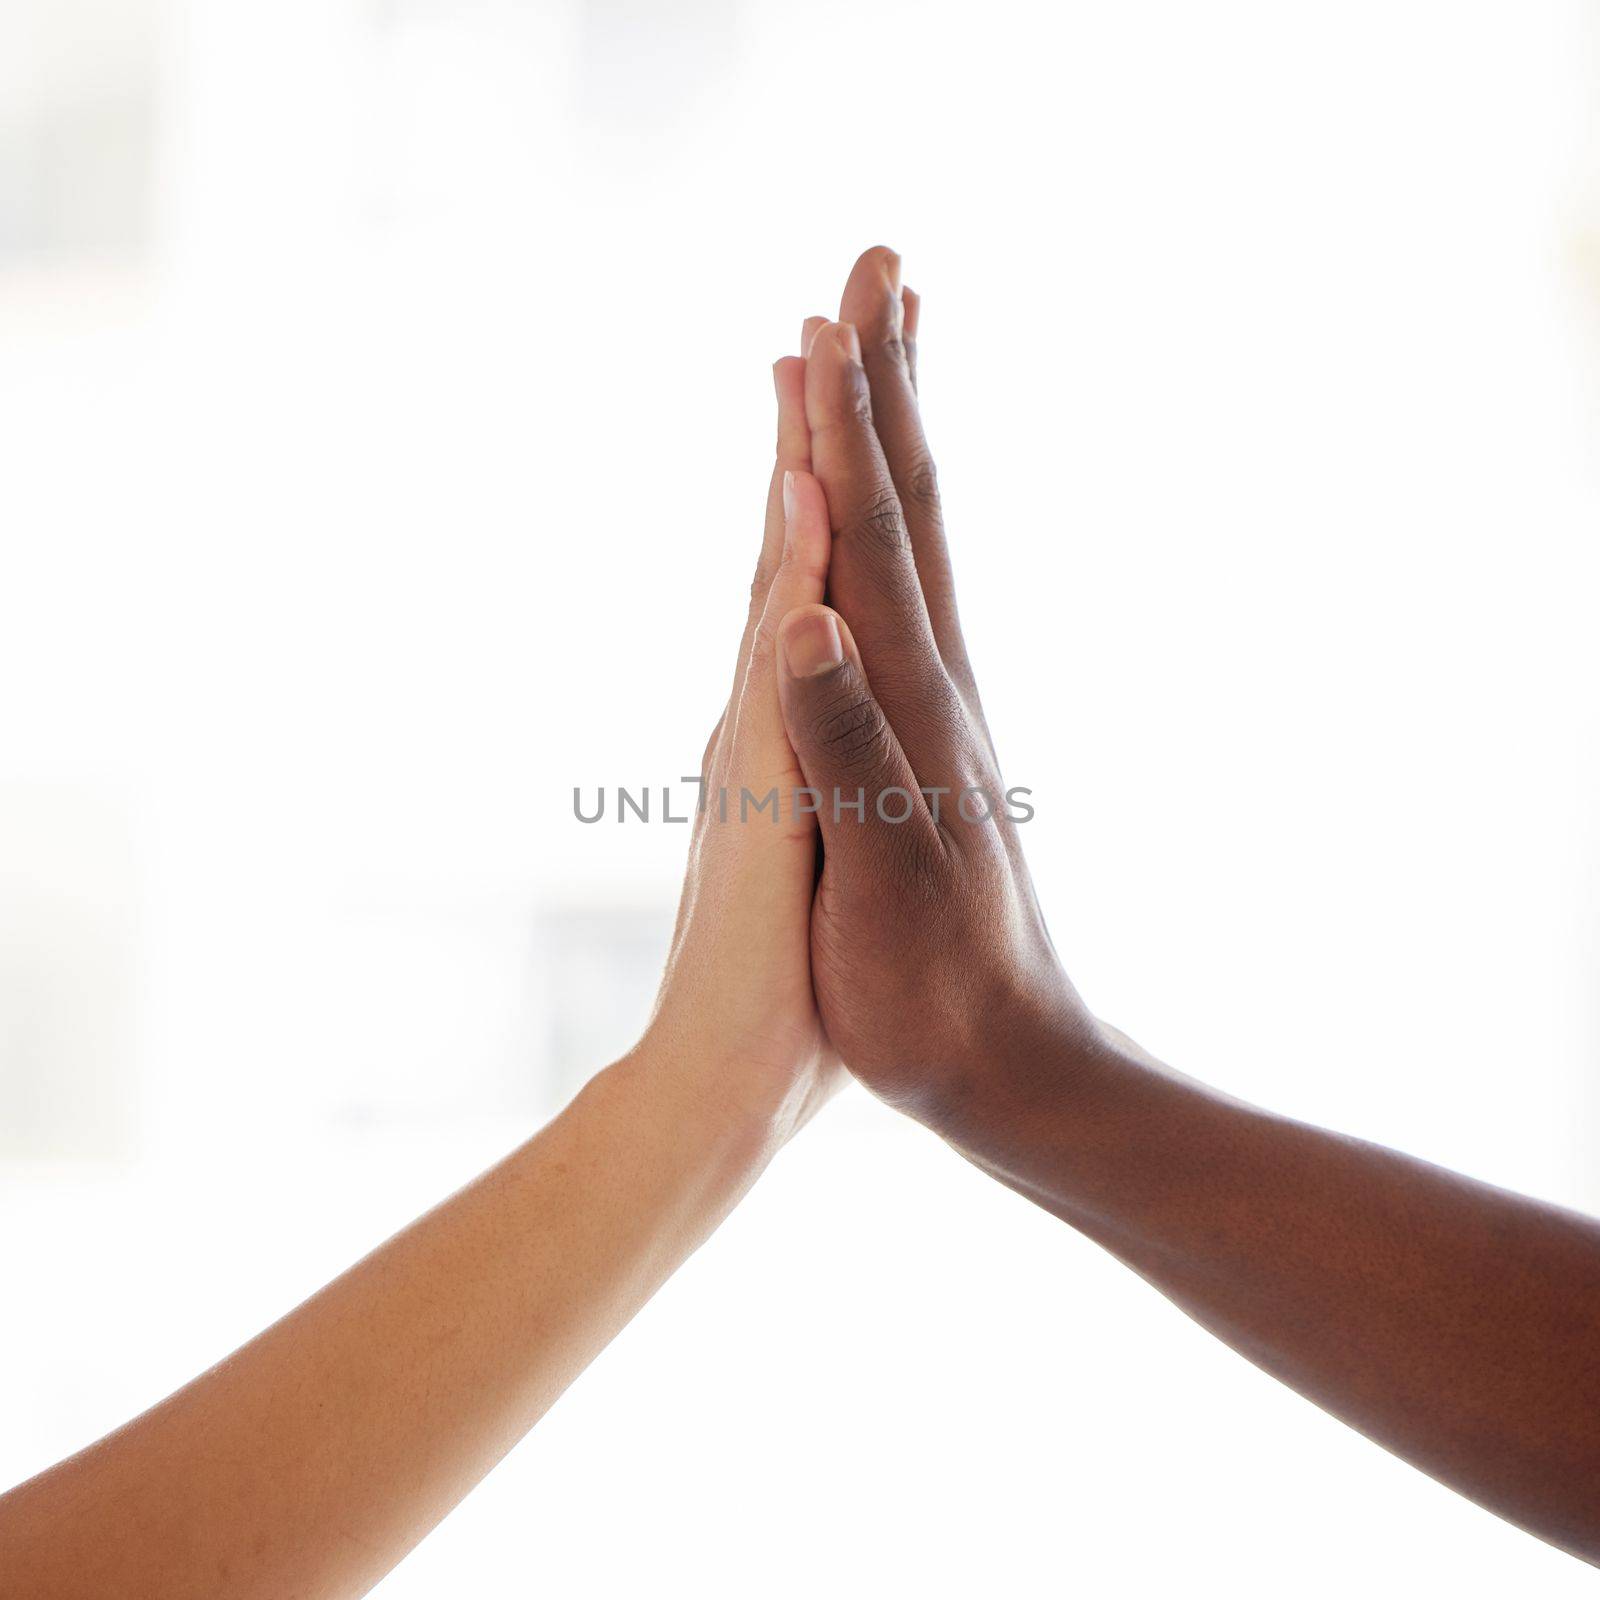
[933,1024,1600,1566]
[774,247,1600,1565]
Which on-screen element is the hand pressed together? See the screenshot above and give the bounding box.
[774,249,1105,1129]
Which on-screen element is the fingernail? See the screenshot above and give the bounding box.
[782,468,797,524]
[782,611,844,678]
[881,249,902,294]
[901,286,920,342]
[836,323,862,365]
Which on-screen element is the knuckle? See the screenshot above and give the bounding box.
[851,484,910,554]
[874,332,910,370]
[886,834,947,905]
[906,450,941,512]
[811,692,891,775]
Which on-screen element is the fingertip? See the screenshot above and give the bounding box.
[840,245,903,337]
[784,467,832,528]
[773,355,809,463]
[778,604,845,680]
[782,464,823,512]
[877,246,902,295]
[802,319,862,381]
[902,286,921,340]
[850,243,900,287]
[773,353,806,412]
[803,321,868,424]
[780,467,830,567]
[801,315,827,356]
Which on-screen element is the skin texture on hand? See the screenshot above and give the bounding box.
[777,251,1101,1125]
[644,352,842,1137]
[0,360,839,1599]
[777,246,1600,1567]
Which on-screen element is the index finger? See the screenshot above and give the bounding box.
[837,246,969,688]
[804,321,966,786]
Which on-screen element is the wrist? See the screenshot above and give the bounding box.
[925,1002,1231,1249]
[918,980,1134,1149]
[616,1024,830,1160]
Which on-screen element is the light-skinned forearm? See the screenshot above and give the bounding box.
[935,1023,1600,1565]
[0,1047,788,1600]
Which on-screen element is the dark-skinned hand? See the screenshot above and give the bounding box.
[776,247,1104,1131]
[775,247,1600,1571]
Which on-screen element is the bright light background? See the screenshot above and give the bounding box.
[5,1,1600,1593]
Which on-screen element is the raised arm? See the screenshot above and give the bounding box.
[0,360,840,1600]
[775,246,1600,1566]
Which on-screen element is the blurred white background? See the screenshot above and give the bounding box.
[5,0,1600,1593]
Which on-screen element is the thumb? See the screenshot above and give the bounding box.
[775,606,935,859]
